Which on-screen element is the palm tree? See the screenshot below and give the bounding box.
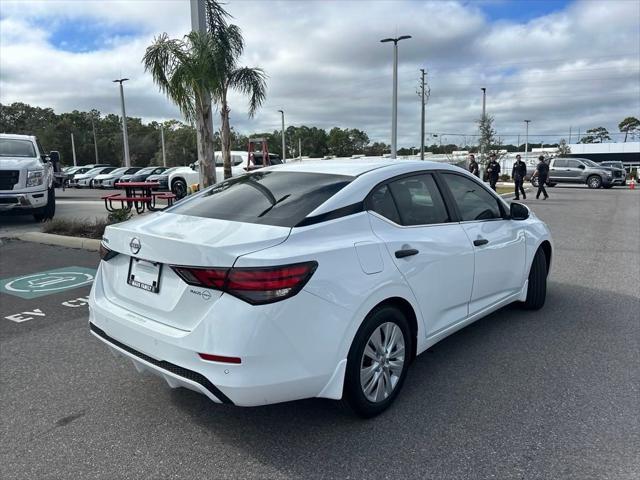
[142,0,266,185]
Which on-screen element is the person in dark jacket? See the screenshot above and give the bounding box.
[486,153,500,191]
[468,154,479,177]
[512,154,527,200]
[533,155,549,199]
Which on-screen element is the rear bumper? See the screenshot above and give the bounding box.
[88,264,352,406]
[0,190,47,213]
[90,323,233,403]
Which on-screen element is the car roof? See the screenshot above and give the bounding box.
[0,133,35,140]
[264,158,457,177]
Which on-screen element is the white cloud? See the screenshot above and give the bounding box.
[0,0,638,147]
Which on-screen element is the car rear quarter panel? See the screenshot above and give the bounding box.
[234,212,424,361]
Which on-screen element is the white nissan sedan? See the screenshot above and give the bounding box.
[90,159,552,417]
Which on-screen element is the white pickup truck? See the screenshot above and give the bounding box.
[0,133,56,221]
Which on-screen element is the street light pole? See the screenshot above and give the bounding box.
[524,120,531,158]
[278,109,286,162]
[113,78,131,167]
[90,113,99,163]
[381,35,412,159]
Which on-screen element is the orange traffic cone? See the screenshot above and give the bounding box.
[630,178,636,190]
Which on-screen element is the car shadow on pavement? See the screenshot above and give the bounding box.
[164,280,639,479]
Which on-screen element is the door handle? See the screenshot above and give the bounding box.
[473,238,489,247]
[395,248,419,258]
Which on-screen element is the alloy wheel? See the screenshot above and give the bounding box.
[360,322,406,403]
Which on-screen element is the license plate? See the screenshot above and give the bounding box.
[127,257,162,293]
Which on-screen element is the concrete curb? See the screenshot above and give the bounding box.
[9,232,101,251]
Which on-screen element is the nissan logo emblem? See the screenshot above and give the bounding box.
[129,237,141,255]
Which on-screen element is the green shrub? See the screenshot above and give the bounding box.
[107,208,133,224]
[42,208,133,239]
[500,174,511,182]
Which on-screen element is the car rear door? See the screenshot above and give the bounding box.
[564,159,586,182]
[548,159,567,181]
[438,172,526,316]
[367,173,475,337]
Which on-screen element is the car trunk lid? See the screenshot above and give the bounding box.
[99,212,290,330]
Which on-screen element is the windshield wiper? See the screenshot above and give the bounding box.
[257,194,291,217]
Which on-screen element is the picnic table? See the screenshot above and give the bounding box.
[102,181,176,214]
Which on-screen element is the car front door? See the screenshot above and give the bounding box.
[438,172,527,316]
[367,173,475,337]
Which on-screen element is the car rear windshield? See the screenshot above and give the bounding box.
[170,171,353,227]
[0,139,36,157]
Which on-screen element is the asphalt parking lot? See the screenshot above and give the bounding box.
[0,188,107,237]
[1,185,639,479]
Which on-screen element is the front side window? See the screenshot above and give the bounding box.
[169,171,352,227]
[441,173,502,222]
[0,139,36,158]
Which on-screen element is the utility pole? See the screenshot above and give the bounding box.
[568,126,572,144]
[418,68,430,160]
[70,133,77,166]
[298,137,302,159]
[524,120,531,159]
[278,109,286,162]
[190,0,216,182]
[90,113,99,163]
[160,124,167,167]
[480,87,487,165]
[381,35,412,159]
[113,78,131,167]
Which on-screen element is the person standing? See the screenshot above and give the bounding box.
[512,154,527,200]
[533,155,549,200]
[468,154,479,177]
[487,153,500,191]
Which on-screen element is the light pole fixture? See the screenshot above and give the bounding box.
[113,78,131,167]
[381,35,412,159]
[524,119,531,157]
[278,109,286,162]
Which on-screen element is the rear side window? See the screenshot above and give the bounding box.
[441,173,502,221]
[387,174,449,226]
[370,174,449,226]
[553,159,567,168]
[0,139,36,157]
[170,171,352,227]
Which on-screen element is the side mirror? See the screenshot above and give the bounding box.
[578,164,585,169]
[510,202,530,221]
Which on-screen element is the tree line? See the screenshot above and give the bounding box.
[3,101,637,167]
[0,101,388,165]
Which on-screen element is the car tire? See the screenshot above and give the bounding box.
[343,305,412,418]
[33,187,55,222]
[522,248,547,310]
[587,175,602,189]
[172,179,187,199]
[531,177,539,188]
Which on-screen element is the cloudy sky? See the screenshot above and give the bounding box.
[1,0,639,147]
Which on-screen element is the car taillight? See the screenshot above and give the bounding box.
[170,261,317,305]
[99,243,119,261]
[172,267,228,289]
